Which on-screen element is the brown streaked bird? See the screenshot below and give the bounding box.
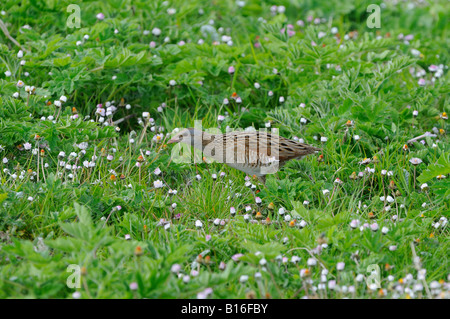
[167,128,320,184]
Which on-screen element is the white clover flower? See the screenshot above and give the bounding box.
[254,82,260,89]
[169,80,177,86]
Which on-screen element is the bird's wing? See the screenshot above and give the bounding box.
[209,131,319,165]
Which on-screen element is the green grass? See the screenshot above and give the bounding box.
[0,0,449,299]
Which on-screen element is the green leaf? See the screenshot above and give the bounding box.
[417,153,450,183]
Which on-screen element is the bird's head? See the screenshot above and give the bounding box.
[167,128,201,146]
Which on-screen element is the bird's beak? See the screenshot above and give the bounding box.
[167,138,179,144]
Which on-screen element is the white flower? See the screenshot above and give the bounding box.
[349,219,360,229]
[171,264,181,273]
[153,180,164,188]
[72,291,81,299]
[336,262,345,271]
[322,189,330,196]
[195,220,203,228]
[254,82,260,89]
[169,80,177,86]
[152,27,161,36]
[167,8,176,15]
[278,207,285,215]
[239,275,249,283]
[353,135,360,141]
[5,70,12,77]
[307,258,317,266]
[291,256,301,263]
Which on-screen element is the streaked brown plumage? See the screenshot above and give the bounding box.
[168,128,320,184]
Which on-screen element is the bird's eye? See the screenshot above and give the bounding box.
[179,135,183,140]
